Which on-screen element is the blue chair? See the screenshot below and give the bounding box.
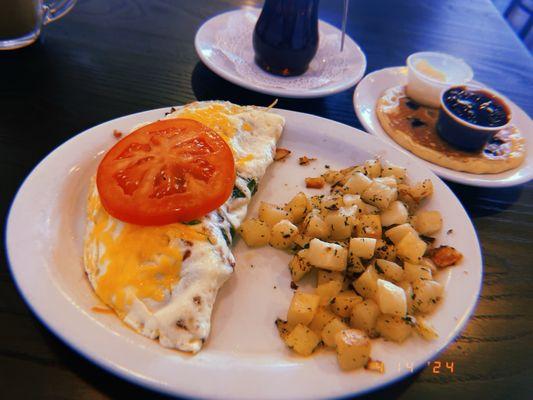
[504,0,532,39]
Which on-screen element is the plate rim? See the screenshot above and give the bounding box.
[353,66,533,187]
[194,8,367,98]
[5,106,483,399]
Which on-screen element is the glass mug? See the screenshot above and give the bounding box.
[0,0,77,50]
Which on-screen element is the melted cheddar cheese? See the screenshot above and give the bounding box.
[175,103,241,142]
[86,187,206,315]
[237,154,255,165]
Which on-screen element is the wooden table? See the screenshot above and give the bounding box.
[1,0,531,398]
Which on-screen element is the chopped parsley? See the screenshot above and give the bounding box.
[246,178,258,195]
[232,186,246,199]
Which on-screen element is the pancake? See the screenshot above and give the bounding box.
[376,86,526,174]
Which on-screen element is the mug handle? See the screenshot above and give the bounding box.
[43,0,78,25]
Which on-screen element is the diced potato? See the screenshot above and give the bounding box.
[374,176,397,188]
[421,257,437,274]
[403,262,432,282]
[411,210,442,235]
[305,239,348,271]
[343,194,379,214]
[269,219,299,249]
[309,194,324,210]
[353,265,379,300]
[343,172,373,194]
[412,279,444,314]
[321,318,349,347]
[285,192,310,224]
[275,318,291,340]
[380,201,408,227]
[350,299,380,332]
[381,160,407,182]
[376,279,407,317]
[331,291,363,318]
[397,183,418,213]
[346,253,365,277]
[335,329,371,371]
[316,280,343,306]
[365,359,386,373]
[363,159,382,178]
[238,218,270,247]
[319,194,344,214]
[428,245,463,268]
[361,181,397,209]
[415,316,439,340]
[325,206,358,240]
[376,315,413,343]
[375,259,403,282]
[398,281,415,314]
[285,324,321,356]
[289,251,313,282]
[309,306,337,333]
[342,194,361,207]
[374,240,397,261]
[410,179,433,201]
[396,231,427,263]
[385,223,417,244]
[356,214,382,239]
[293,233,312,249]
[322,169,344,184]
[305,176,326,189]
[287,292,320,326]
[302,210,331,240]
[259,202,291,226]
[317,270,344,286]
[349,237,377,259]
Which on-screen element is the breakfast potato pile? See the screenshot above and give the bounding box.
[238,158,463,371]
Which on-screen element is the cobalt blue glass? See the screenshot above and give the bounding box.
[253,0,320,77]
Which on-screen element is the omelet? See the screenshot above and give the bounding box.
[84,101,284,352]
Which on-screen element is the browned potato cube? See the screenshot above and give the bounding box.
[287,292,320,326]
[375,314,413,343]
[335,329,371,371]
[238,218,270,247]
[259,202,291,226]
[321,318,349,347]
[285,324,321,356]
[284,192,310,224]
[317,270,344,286]
[275,318,291,340]
[330,291,363,318]
[356,214,382,239]
[289,252,313,282]
[309,306,337,334]
[316,280,343,306]
[350,299,380,333]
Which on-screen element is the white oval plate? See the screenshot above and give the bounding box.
[354,66,533,187]
[195,8,366,98]
[6,108,482,399]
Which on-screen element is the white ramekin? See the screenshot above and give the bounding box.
[406,52,474,108]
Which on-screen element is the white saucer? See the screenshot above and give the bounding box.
[195,8,366,98]
[354,67,533,187]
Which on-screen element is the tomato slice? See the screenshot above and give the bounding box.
[96,118,235,225]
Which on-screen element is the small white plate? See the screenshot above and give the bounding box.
[195,8,366,98]
[6,108,481,399]
[354,66,533,187]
